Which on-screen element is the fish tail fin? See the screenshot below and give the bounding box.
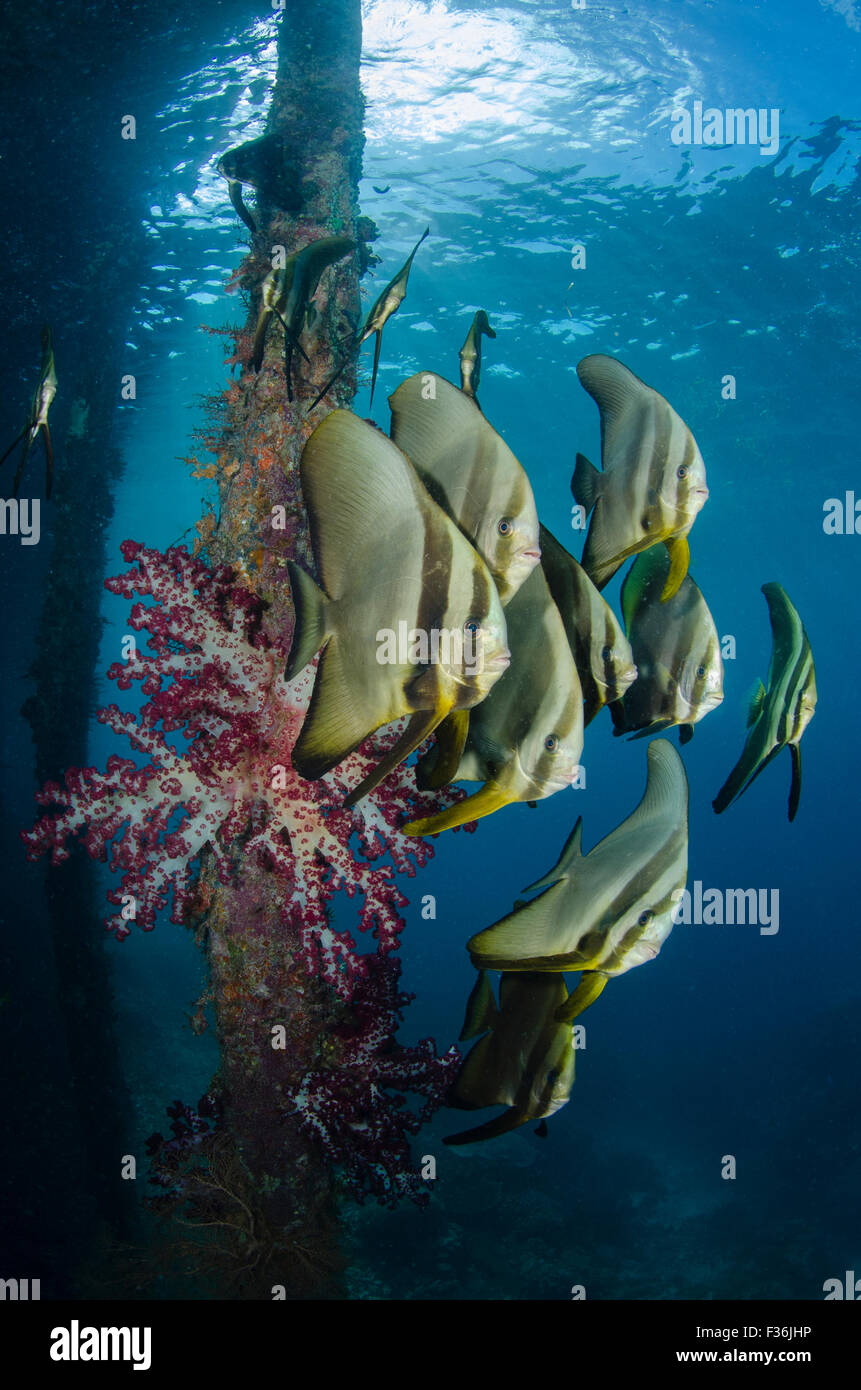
[42,423,54,500]
[788,743,802,822]
[285,561,330,679]
[571,452,601,515]
[679,722,694,745]
[555,971,608,1024]
[402,779,514,836]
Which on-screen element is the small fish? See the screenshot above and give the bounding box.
[444,971,576,1145]
[0,325,57,498]
[285,410,510,805]
[459,309,496,405]
[713,583,816,822]
[572,354,709,600]
[539,523,637,726]
[308,227,429,410]
[404,564,584,835]
[217,132,302,233]
[255,237,355,395]
[389,371,540,604]
[372,184,391,194]
[612,546,723,742]
[468,740,689,1024]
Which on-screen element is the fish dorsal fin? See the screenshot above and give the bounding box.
[521,816,585,893]
[300,410,426,601]
[746,678,767,728]
[627,739,688,829]
[620,547,669,634]
[761,582,804,677]
[459,970,499,1040]
[576,354,650,459]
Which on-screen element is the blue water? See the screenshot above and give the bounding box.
[1,0,859,1300]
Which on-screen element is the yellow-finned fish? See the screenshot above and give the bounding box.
[713,583,816,822]
[459,309,496,406]
[539,523,637,726]
[0,325,57,498]
[285,411,510,806]
[612,546,723,743]
[389,371,540,604]
[468,740,689,1024]
[308,227,429,411]
[444,971,576,1146]
[404,564,584,835]
[572,354,709,600]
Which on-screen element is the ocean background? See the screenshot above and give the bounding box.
[1,0,859,1299]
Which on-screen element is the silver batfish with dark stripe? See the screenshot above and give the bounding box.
[389,371,540,604]
[572,354,709,600]
[285,411,510,806]
[713,583,816,822]
[404,563,584,835]
[468,740,689,1024]
[539,523,637,726]
[613,545,723,743]
[444,971,576,1146]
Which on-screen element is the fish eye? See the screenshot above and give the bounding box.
[696,664,706,678]
[497,517,513,536]
[601,645,612,662]
[677,465,688,479]
[544,734,559,753]
[464,617,481,634]
[637,910,653,926]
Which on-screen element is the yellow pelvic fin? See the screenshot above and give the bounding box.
[555,971,609,1024]
[402,780,513,837]
[344,705,450,809]
[660,535,690,602]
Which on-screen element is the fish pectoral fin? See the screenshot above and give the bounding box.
[343,707,449,809]
[660,535,690,601]
[421,710,470,790]
[555,971,608,1024]
[788,742,802,822]
[571,452,601,515]
[746,679,767,728]
[402,779,513,837]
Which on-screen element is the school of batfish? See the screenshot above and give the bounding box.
[249,224,817,1146]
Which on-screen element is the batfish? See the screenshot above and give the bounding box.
[389,371,540,604]
[713,583,816,822]
[539,523,637,726]
[217,132,302,233]
[444,971,576,1146]
[612,545,723,742]
[404,564,584,834]
[285,410,510,806]
[467,740,689,1024]
[572,354,709,599]
[459,309,496,406]
[308,227,429,410]
[0,325,57,498]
